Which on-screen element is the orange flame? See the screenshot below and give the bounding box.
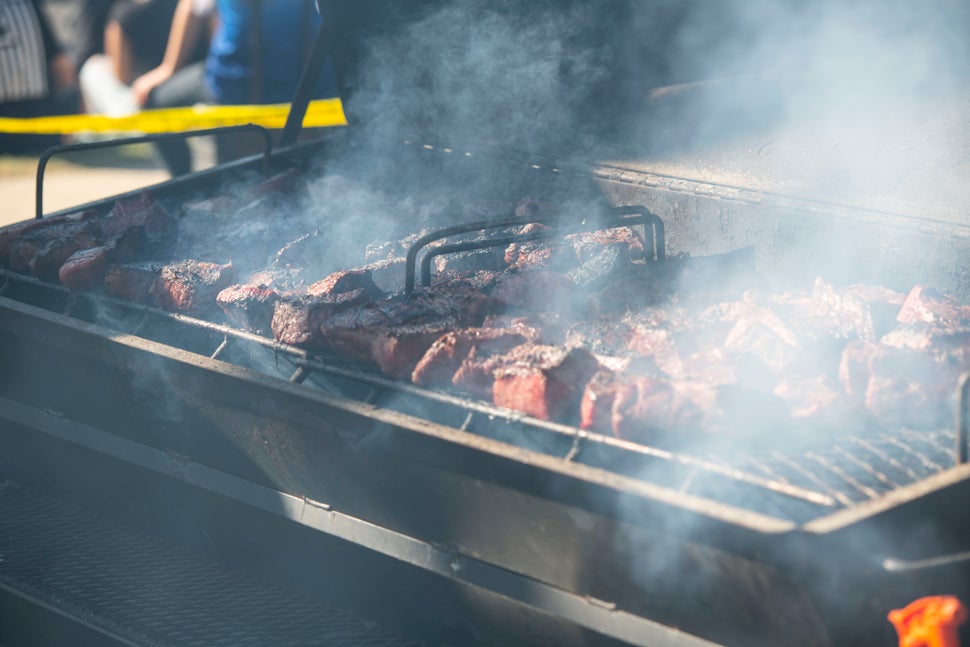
[888,596,967,647]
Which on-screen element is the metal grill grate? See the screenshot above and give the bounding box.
[0,481,421,647]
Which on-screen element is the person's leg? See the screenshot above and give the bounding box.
[78,54,138,116]
[144,62,209,176]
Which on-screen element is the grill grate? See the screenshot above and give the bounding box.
[2,268,965,522]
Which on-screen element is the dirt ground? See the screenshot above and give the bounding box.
[0,151,170,226]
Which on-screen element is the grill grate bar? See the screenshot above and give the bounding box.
[832,445,901,491]
[849,438,923,483]
[767,451,856,507]
[805,452,881,500]
[884,437,946,473]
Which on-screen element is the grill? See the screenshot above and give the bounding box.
[3,1,970,646]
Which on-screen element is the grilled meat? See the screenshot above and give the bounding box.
[103,262,162,303]
[412,327,534,387]
[150,260,236,315]
[217,284,281,334]
[476,343,600,421]
[272,289,374,347]
[0,209,97,267]
[307,268,384,299]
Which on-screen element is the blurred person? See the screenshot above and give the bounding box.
[128,0,333,175]
[78,0,205,116]
[0,0,79,153]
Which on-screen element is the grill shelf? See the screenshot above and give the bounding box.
[3,267,964,525]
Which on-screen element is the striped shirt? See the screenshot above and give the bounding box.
[0,0,49,103]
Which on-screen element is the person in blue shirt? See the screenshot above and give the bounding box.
[129,0,334,175]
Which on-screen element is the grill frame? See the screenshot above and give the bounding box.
[5,135,970,644]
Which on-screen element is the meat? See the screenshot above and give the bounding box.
[0,209,97,267]
[150,260,236,315]
[811,277,905,340]
[99,192,176,239]
[411,327,534,387]
[104,262,161,303]
[487,344,600,421]
[58,246,112,290]
[8,220,101,278]
[492,271,574,312]
[217,284,281,333]
[272,289,374,347]
[371,322,459,380]
[307,268,383,299]
[896,285,970,330]
[57,227,149,291]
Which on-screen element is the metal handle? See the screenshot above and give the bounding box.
[883,550,970,572]
[958,372,970,465]
[35,125,273,219]
[404,205,665,294]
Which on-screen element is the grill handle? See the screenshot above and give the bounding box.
[35,125,273,219]
[404,205,665,294]
[958,372,970,465]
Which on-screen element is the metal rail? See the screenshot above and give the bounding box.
[35,126,273,219]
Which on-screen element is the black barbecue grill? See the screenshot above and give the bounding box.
[3,1,970,646]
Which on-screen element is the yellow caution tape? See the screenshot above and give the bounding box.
[0,98,347,134]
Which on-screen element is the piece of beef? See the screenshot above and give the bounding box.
[150,260,235,315]
[433,248,507,274]
[99,192,176,239]
[610,376,704,440]
[773,375,858,425]
[273,230,322,269]
[896,285,970,331]
[430,269,502,292]
[103,262,162,303]
[217,284,281,334]
[411,327,534,387]
[490,344,600,421]
[565,244,633,292]
[58,246,112,290]
[307,268,383,299]
[492,271,574,313]
[272,289,374,347]
[864,347,956,429]
[8,220,101,274]
[380,285,501,328]
[580,369,632,434]
[0,209,98,267]
[837,340,880,401]
[811,277,906,340]
[26,232,102,281]
[245,168,302,198]
[504,240,578,272]
[370,322,459,380]
[566,227,645,262]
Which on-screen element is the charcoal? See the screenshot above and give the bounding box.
[412,327,533,387]
[217,284,281,334]
[59,246,112,290]
[490,344,600,421]
[150,260,236,314]
[307,268,383,299]
[104,262,162,303]
[273,289,374,347]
